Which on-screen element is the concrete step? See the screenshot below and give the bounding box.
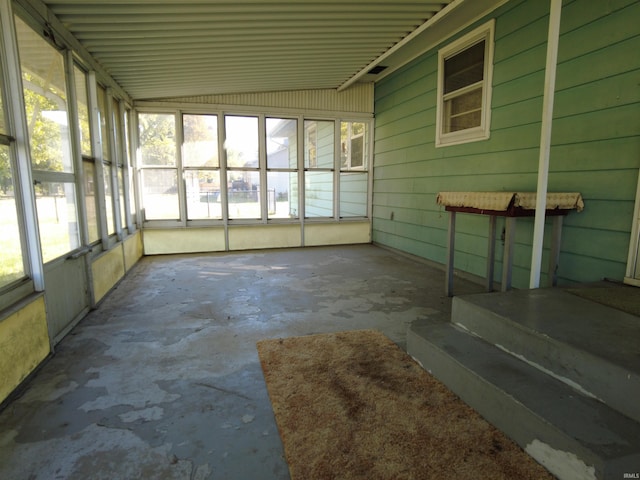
[452,288,640,423]
[407,318,640,480]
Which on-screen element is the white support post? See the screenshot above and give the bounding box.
[529,0,563,289]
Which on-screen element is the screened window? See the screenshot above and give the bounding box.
[436,20,494,147]
[97,86,115,234]
[0,50,24,288]
[73,66,99,243]
[304,120,334,218]
[340,122,368,218]
[123,108,136,225]
[137,112,371,226]
[267,117,298,219]
[113,97,126,230]
[184,113,221,220]
[138,113,179,220]
[225,115,260,220]
[341,121,366,170]
[16,16,80,262]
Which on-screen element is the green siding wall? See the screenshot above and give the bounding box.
[372,0,640,287]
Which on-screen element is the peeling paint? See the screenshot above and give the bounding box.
[494,343,602,401]
[526,439,596,480]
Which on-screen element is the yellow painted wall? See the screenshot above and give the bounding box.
[142,223,371,254]
[91,245,126,304]
[143,228,226,255]
[123,231,144,272]
[229,225,301,250]
[305,221,371,246]
[0,295,49,404]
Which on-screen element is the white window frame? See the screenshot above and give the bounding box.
[436,19,495,148]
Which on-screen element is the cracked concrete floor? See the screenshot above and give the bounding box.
[0,244,483,480]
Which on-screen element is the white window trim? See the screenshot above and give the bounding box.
[436,19,495,148]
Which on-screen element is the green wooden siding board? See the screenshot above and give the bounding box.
[561,226,631,263]
[494,14,548,64]
[375,56,437,102]
[493,0,547,41]
[492,44,546,87]
[551,103,639,146]
[553,70,640,119]
[559,0,640,60]
[560,0,638,33]
[557,251,627,284]
[561,199,634,232]
[555,35,640,91]
[491,96,543,130]
[550,137,640,172]
[492,71,544,108]
[375,108,433,139]
[546,170,639,201]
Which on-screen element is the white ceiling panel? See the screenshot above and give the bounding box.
[36,0,452,100]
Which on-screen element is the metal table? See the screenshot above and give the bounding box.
[437,192,584,296]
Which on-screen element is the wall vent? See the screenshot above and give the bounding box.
[367,65,388,75]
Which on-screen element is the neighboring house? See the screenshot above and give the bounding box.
[372,0,640,289]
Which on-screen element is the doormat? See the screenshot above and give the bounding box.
[256,329,554,480]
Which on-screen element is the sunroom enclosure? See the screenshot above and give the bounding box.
[135,107,373,254]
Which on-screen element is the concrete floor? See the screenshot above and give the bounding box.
[0,244,483,480]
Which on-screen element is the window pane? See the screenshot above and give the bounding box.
[305,120,334,169]
[113,98,124,164]
[340,172,367,217]
[83,161,99,243]
[16,17,73,173]
[0,64,5,133]
[341,122,367,170]
[0,145,25,286]
[444,40,484,94]
[305,171,333,218]
[186,170,222,220]
[139,113,176,166]
[74,66,91,157]
[118,167,125,229]
[225,116,258,168]
[34,182,80,262]
[267,118,297,169]
[184,114,218,167]
[444,87,482,133]
[97,86,110,162]
[123,109,136,223]
[141,169,179,220]
[103,163,115,235]
[268,171,298,219]
[227,170,260,220]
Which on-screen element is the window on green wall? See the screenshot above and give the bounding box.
[436,20,494,147]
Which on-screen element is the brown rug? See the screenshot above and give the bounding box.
[257,329,555,480]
